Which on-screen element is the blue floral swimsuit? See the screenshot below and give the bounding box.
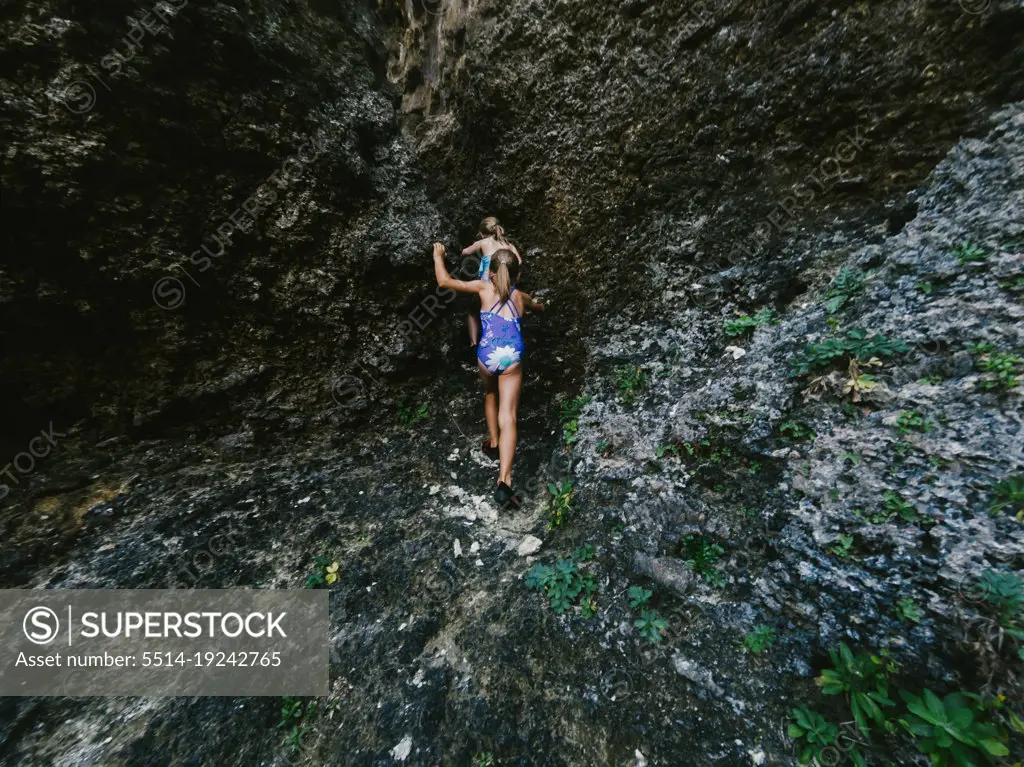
[478,287,524,375]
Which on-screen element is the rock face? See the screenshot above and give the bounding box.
[2,0,447,446]
[1,0,1023,765]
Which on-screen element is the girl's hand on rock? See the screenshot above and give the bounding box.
[433,242,446,259]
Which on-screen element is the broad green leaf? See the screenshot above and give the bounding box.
[949,706,974,731]
[979,739,1009,756]
[923,689,945,719]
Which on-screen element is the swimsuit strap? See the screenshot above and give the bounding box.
[508,287,521,319]
[488,286,519,316]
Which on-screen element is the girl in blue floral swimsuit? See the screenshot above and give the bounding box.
[433,243,544,507]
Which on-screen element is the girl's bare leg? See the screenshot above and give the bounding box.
[496,363,522,486]
[467,314,481,347]
[478,362,499,448]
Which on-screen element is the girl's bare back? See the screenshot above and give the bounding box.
[478,280,530,319]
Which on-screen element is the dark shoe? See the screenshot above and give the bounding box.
[494,482,522,509]
[482,439,500,461]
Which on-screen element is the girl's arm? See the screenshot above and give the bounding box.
[434,243,487,294]
[509,243,522,264]
[462,240,482,256]
[519,291,545,313]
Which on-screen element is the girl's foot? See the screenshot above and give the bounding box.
[494,481,522,509]
[481,439,500,461]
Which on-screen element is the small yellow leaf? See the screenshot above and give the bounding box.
[326,562,339,573]
[325,572,338,585]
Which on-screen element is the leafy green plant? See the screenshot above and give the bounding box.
[560,396,590,446]
[816,643,896,737]
[681,534,726,587]
[919,375,943,385]
[842,357,882,402]
[829,533,855,560]
[724,307,778,337]
[978,570,1023,630]
[895,597,922,624]
[778,420,816,441]
[953,241,987,265]
[988,473,1024,520]
[891,441,912,460]
[524,558,598,616]
[595,439,612,457]
[634,608,669,644]
[917,281,934,295]
[883,490,926,525]
[278,697,318,749]
[473,753,495,767]
[560,395,590,423]
[743,625,777,654]
[826,316,842,333]
[824,267,865,314]
[546,481,574,529]
[788,706,839,765]
[656,443,681,459]
[563,419,580,446]
[669,438,747,469]
[278,696,305,730]
[790,329,911,376]
[896,410,932,434]
[972,345,1022,391]
[396,401,429,424]
[613,365,647,404]
[853,506,891,524]
[843,451,861,467]
[303,556,339,588]
[899,689,1009,765]
[572,543,596,562]
[628,585,653,608]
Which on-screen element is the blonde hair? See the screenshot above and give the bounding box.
[478,216,508,244]
[489,248,519,303]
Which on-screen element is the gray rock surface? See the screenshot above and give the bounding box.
[1,0,1022,764]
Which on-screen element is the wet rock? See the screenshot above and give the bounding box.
[390,734,413,762]
[517,536,543,557]
[1,0,1023,763]
[671,654,725,697]
[217,431,254,456]
[631,553,695,597]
